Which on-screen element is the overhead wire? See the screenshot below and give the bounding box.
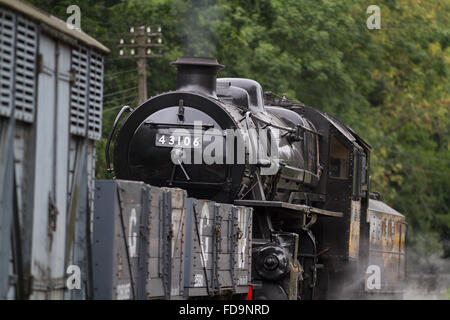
[103,86,139,99]
[103,92,138,107]
[104,69,136,78]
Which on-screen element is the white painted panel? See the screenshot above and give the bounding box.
[30,33,56,299]
[49,42,71,295]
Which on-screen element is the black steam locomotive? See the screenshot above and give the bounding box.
[106,57,405,299]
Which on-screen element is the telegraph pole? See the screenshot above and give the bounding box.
[118,25,163,104]
[136,27,147,104]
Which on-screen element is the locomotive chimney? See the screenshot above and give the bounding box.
[171,56,224,98]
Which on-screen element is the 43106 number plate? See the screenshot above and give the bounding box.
[155,133,202,148]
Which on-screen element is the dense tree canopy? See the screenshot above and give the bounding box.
[27,0,449,274]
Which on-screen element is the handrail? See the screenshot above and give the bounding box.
[105,105,134,174]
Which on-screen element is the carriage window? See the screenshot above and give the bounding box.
[329,135,349,179]
[360,154,366,182]
[361,153,367,187]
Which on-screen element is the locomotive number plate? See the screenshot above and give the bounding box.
[155,133,202,148]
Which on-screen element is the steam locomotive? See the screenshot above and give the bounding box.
[106,56,406,299]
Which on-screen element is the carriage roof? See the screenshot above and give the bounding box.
[369,199,405,218]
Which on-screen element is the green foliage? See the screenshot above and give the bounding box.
[26,0,450,268]
[443,287,450,300]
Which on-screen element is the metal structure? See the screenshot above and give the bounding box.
[92,180,253,300]
[0,0,109,300]
[118,25,163,104]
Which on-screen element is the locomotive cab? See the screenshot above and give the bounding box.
[264,93,373,298]
[299,107,372,298]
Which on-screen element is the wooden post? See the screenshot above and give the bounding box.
[118,25,163,105]
[137,26,147,104]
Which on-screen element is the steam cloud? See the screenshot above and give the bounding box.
[181,0,219,57]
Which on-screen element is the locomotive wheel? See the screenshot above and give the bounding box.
[298,229,317,300]
[252,282,289,300]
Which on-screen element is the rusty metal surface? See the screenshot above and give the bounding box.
[93,180,148,300]
[348,200,361,260]
[93,180,253,299]
[183,199,252,297]
[146,187,187,299]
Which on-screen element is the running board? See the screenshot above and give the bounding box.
[233,200,344,218]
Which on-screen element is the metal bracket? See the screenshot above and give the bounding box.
[161,189,173,299]
[229,206,238,292]
[211,204,222,295]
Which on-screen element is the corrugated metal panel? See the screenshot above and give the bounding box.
[0,8,15,118]
[87,52,103,140]
[14,15,37,123]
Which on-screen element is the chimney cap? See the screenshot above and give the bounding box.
[171,56,224,69]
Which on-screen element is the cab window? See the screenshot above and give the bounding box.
[361,153,367,186]
[329,135,349,179]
